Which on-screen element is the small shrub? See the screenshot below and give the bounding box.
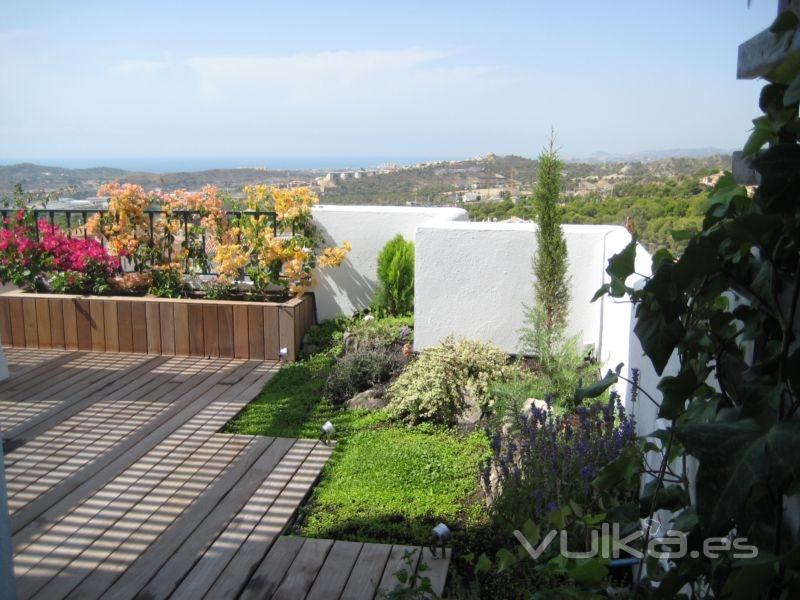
[488,393,636,529]
[324,347,403,404]
[349,315,413,348]
[387,337,508,425]
[486,369,548,431]
[372,235,414,317]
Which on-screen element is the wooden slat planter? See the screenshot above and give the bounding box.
[0,291,315,361]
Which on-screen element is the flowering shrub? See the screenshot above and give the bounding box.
[386,337,510,425]
[0,211,47,290]
[0,212,119,293]
[1,183,349,300]
[487,393,636,527]
[87,183,349,299]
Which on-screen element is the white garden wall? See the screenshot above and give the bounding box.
[310,205,467,320]
[413,221,651,375]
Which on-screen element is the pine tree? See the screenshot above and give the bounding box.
[521,133,571,357]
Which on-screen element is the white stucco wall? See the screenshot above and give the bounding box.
[310,205,467,320]
[414,221,648,369]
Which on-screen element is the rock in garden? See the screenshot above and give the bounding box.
[345,384,389,410]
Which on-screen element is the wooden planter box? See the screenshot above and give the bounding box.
[0,291,315,361]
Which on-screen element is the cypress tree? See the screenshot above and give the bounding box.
[521,134,571,357]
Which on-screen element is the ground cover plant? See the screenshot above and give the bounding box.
[224,314,492,549]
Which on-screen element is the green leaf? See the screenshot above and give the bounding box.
[721,563,775,600]
[593,445,642,491]
[495,548,517,572]
[657,369,699,419]
[566,558,608,585]
[574,367,619,404]
[676,420,800,534]
[743,124,776,157]
[639,481,689,515]
[474,553,492,574]
[634,301,683,375]
[785,74,800,106]
[769,9,799,33]
[606,239,637,281]
[522,518,540,546]
[591,283,610,302]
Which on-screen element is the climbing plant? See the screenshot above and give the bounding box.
[589,7,800,598]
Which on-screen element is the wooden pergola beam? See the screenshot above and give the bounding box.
[733,0,799,184]
[737,0,800,80]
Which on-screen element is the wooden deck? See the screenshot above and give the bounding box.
[1,349,340,599]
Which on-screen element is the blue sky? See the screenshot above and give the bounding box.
[0,1,779,165]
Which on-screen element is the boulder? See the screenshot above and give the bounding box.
[345,384,389,410]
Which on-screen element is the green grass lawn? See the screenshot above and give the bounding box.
[299,424,489,544]
[224,317,490,547]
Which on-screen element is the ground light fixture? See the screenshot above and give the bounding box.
[430,523,450,558]
[320,420,335,445]
[279,347,289,362]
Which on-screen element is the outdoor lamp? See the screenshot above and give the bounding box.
[320,420,335,445]
[279,347,289,362]
[430,523,450,558]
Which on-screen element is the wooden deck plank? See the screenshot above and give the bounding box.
[0,296,12,345]
[10,359,274,545]
[131,302,147,354]
[34,298,51,349]
[3,354,163,440]
[233,304,249,359]
[11,369,264,588]
[75,299,92,350]
[377,545,422,597]
[103,300,119,352]
[62,300,78,350]
[3,349,344,600]
[173,302,189,356]
[47,430,255,599]
[22,299,38,348]
[15,413,251,599]
[145,302,161,354]
[48,299,65,349]
[124,437,295,600]
[248,305,265,360]
[159,302,175,356]
[264,305,279,360]
[271,537,335,600]
[237,536,306,600]
[340,543,394,600]
[417,548,451,597]
[89,299,105,351]
[170,439,321,600]
[116,301,133,354]
[8,358,258,537]
[305,540,364,600]
[201,441,334,600]
[8,298,26,347]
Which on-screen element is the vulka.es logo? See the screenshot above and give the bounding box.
[513,522,758,560]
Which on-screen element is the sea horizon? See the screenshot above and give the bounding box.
[0,155,444,173]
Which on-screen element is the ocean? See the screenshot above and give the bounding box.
[0,155,439,173]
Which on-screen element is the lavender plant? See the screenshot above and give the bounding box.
[487,393,637,529]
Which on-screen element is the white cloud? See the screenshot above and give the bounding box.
[184,48,502,105]
[110,57,172,75]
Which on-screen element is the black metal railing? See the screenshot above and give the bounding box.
[0,207,279,276]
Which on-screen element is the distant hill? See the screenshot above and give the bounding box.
[0,153,731,205]
[570,147,731,163]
